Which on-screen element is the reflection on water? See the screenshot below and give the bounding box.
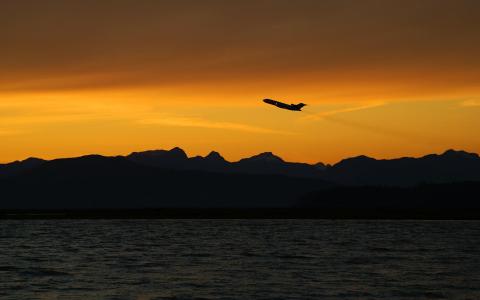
[0,220,479,299]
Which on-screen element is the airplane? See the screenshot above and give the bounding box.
[263,98,307,111]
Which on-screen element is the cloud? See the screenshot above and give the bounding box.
[461,99,480,107]
[0,100,290,135]
[301,101,447,146]
[0,129,25,136]
[138,115,291,135]
[1,1,480,101]
[302,101,386,121]
[322,115,446,145]
[0,100,150,126]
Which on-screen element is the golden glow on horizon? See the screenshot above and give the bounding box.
[1,90,479,164]
[1,1,480,163]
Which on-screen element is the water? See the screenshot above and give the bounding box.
[0,220,479,300]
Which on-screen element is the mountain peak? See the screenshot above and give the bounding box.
[23,157,44,163]
[337,154,375,164]
[353,155,375,160]
[243,152,284,163]
[441,149,479,159]
[205,151,225,161]
[130,147,187,158]
[314,162,328,170]
[18,157,45,166]
[169,147,188,158]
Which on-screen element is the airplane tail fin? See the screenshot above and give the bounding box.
[296,103,307,110]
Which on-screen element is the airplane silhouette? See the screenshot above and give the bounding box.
[263,99,306,111]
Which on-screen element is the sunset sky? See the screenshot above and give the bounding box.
[1,0,479,164]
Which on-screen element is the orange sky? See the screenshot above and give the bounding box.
[1,0,480,164]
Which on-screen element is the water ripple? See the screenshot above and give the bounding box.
[0,220,479,299]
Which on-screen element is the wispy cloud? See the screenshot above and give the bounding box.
[301,101,447,146]
[0,100,291,136]
[139,115,291,135]
[0,100,149,126]
[0,129,25,136]
[461,99,480,107]
[302,101,386,121]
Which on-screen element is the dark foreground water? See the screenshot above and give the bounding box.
[0,220,479,300]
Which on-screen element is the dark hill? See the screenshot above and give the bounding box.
[296,181,480,219]
[327,149,480,186]
[2,148,480,186]
[1,148,480,213]
[0,154,330,210]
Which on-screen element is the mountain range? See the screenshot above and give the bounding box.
[0,148,479,214]
[2,148,480,186]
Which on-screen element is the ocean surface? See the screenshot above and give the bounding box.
[0,220,479,300]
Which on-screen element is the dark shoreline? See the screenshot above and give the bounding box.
[2,208,479,220]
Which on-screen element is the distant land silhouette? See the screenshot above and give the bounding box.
[1,148,479,218]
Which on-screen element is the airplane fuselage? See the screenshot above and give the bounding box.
[263,99,306,111]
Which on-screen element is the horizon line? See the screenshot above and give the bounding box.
[1,147,477,167]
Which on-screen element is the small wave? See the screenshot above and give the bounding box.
[20,268,72,277]
[367,246,393,252]
[336,291,374,297]
[345,256,376,265]
[240,251,264,257]
[0,265,18,272]
[274,254,315,260]
[181,253,212,258]
[390,289,447,299]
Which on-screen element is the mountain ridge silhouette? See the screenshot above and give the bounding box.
[0,147,479,215]
[2,148,480,186]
